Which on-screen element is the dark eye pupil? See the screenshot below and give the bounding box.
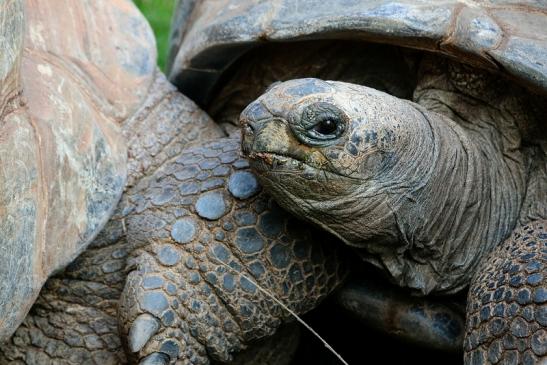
[314,119,337,135]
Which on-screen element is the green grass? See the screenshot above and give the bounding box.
[134,0,176,71]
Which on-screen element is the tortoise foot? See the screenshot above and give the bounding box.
[118,138,346,364]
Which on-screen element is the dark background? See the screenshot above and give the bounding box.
[292,297,462,365]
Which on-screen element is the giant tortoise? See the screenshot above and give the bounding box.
[1,0,546,365]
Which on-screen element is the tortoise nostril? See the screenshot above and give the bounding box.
[240,119,256,136]
[240,120,256,157]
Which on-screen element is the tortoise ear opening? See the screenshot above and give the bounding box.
[264,81,282,93]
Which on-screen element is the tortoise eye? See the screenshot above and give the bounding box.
[297,102,347,145]
[313,119,338,135]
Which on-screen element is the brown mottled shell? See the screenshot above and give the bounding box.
[0,0,156,340]
[167,0,547,106]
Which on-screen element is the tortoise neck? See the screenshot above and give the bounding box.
[387,105,523,294]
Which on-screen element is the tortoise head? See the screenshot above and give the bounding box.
[241,78,434,246]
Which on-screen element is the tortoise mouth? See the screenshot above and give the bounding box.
[246,151,319,177]
[246,150,360,183]
[240,120,321,176]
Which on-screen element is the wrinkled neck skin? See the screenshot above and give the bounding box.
[252,83,526,296]
[373,104,521,295]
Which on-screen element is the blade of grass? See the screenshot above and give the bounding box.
[216,259,349,365]
[134,0,175,71]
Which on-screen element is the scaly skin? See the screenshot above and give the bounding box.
[241,61,546,363]
[118,137,345,364]
[465,221,546,364]
[0,71,346,364]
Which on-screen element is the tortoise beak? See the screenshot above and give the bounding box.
[240,116,291,160]
[240,100,292,160]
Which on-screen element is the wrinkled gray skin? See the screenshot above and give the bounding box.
[241,68,545,295]
[241,63,547,362]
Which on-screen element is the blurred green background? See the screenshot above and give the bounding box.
[134,0,176,71]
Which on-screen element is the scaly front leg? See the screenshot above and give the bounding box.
[118,138,347,364]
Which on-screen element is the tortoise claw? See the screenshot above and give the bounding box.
[139,352,170,365]
[129,313,161,353]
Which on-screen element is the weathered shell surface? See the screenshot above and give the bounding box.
[168,0,547,106]
[0,0,156,340]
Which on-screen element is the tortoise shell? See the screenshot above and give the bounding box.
[167,0,547,106]
[0,0,156,340]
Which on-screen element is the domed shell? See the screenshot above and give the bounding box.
[0,0,156,340]
[167,0,547,107]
